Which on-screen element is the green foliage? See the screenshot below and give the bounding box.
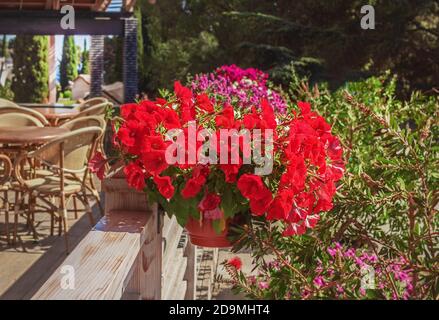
[0,35,8,58]
[60,36,79,91]
[228,72,438,299]
[104,36,123,84]
[135,0,438,97]
[0,80,14,100]
[80,39,89,74]
[11,35,49,103]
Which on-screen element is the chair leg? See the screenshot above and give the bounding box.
[28,193,38,241]
[61,210,69,254]
[78,193,95,226]
[73,196,78,219]
[59,192,69,254]
[50,213,54,236]
[13,191,23,245]
[4,190,9,244]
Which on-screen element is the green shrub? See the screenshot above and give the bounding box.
[227,73,439,300]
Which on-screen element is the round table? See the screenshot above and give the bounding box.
[0,127,69,145]
[32,108,79,126]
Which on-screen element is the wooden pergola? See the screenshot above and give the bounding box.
[0,0,138,103]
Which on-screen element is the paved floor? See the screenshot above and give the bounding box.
[0,194,101,299]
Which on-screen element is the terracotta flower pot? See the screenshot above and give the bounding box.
[185,217,232,248]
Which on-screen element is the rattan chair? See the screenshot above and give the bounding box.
[0,154,12,243]
[0,112,45,127]
[0,106,49,126]
[77,97,108,112]
[0,113,44,243]
[71,102,110,119]
[0,98,20,108]
[60,116,106,217]
[13,127,103,253]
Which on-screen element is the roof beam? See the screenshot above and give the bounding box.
[0,10,128,35]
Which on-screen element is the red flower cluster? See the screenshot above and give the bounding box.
[106,80,344,236]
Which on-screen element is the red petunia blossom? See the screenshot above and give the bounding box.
[181,175,206,199]
[88,152,107,180]
[282,222,307,236]
[237,174,265,199]
[198,192,221,212]
[174,81,193,103]
[249,187,273,215]
[228,256,242,270]
[215,104,235,128]
[124,162,146,191]
[160,108,181,130]
[298,101,311,115]
[266,189,294,221]
[196,93,214,113]
[141,135,168,153]
[142,150,169,176]
[153,175,175,199]
[260,99,277,129]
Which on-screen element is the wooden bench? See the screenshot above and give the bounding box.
[33,170,198,300]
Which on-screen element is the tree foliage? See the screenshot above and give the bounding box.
[136,0,439,97]
[60,36,79,91]
[11,35,49,103]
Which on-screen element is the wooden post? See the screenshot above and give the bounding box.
[103,169,162,300]
[184,243,196,300]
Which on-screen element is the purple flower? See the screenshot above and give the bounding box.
[258,281,269,290]
[191,65,287,113]
[313,276,325,288]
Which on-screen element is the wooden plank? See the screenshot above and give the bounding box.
[32,210,152,300]
[184,242,196,300]
[103,170,163,300]
[162,248,187,300]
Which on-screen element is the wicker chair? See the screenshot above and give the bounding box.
[0,154,12,243]
[0,106,49,126]
[60,116,106,217]
[0,113,44,243]
[0,112,45,127]
[13,127,103,253]
[0,98,20,108]
[77,97,108,112]
[72,102,110,119]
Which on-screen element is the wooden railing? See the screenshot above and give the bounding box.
[33,170,198,300]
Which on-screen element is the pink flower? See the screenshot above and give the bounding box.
[258,281,269,290]
[359,287,366,296]
[313,276,325,288]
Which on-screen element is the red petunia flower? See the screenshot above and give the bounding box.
[196,93,214,113]
[237,174,265,200]
[181,175,206,199]
[124,162,146,191]
[153,175,175,199]
[198,192,221,212]
[88,152,107,180]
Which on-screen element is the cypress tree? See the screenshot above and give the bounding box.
[60,35,79,91]
[11,35,49,103]
[80,38,90,74]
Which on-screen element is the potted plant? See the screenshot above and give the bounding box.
[90,66,344,247]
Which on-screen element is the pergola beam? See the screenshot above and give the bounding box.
[0,10,129,35]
